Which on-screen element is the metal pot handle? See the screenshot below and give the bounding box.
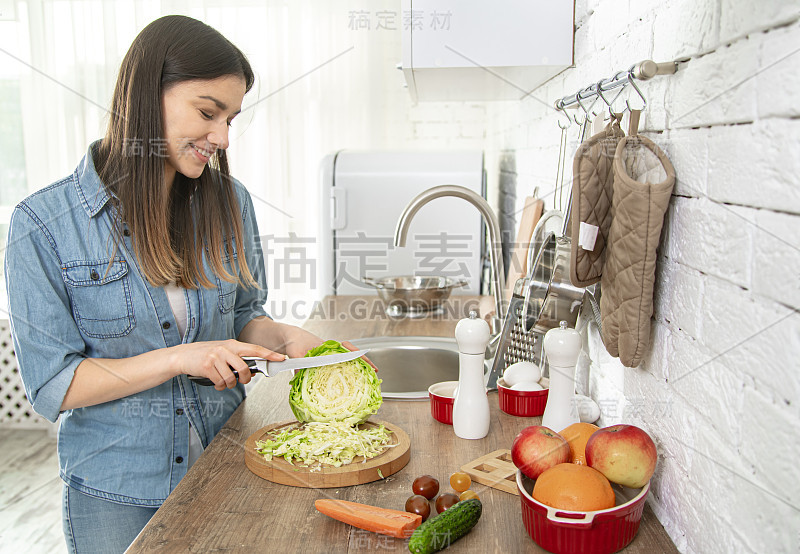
[362,276,397,290]
[527,210,564,272]
[522,232,556,332]
[362,276,384,289]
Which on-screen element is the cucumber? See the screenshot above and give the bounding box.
[408,498,482,554]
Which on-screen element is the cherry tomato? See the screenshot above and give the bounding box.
[435,492,460,513]
[449,472,472,493]
[412,475,440,500]
[405,494,431,521]
[459,489,479,501]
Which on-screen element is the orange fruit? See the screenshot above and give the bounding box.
[560,422,599,465]
[532,463,616,511]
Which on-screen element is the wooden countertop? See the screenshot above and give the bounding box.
[128,296,677,553]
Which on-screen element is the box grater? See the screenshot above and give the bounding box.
[487,276,546,389]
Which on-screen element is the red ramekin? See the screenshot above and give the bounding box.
[497,377,549,417]
[428,381,457,425]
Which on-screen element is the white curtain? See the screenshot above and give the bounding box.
[3,0,411,324]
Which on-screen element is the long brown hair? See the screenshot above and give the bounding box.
[96,15,257,289]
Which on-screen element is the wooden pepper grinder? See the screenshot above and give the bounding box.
[453,310,490,440]
[541,321,581,433]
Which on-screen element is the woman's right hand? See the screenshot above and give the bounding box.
[172,339,285,391]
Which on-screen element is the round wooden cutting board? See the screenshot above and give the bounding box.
[244,419,410,488]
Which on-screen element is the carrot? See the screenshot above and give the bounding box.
[315,499,422,538]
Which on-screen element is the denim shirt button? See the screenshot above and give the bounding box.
[162,321,171,329]
[175,456,184,464]
[176,408,184,415]
[123,228,130,237]
[90,270,100,281]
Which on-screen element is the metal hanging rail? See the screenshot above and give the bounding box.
[554,60,678,112]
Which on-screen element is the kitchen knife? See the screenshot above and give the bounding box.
[188,349,370,386]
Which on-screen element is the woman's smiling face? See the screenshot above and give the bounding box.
[161,75,246,184]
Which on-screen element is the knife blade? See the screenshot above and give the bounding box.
[188,349,370,386]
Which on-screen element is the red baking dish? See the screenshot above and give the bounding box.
[497,378,549,416]
[428,381,457,425]
[516,469,650,554]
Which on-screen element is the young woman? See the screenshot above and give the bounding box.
[5,15,325,553]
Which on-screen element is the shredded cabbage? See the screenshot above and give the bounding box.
[288,340,383,426]
[256,340,389,469]
[255,421,394,470]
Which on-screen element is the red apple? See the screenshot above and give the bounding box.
[511,425,570,480]
[585,424,657,488]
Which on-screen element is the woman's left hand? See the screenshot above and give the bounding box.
[282,326,325,359]
[342,340,378,372]
[282,328,377,372]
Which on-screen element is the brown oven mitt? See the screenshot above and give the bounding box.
[600,117,675,367]
[570,113,625,287]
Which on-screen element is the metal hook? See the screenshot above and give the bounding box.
[625,72,647,111]
[574,87,594,126]
[586,94,604,122]
[576,86,594,111]
[554,101,572,130]
[609,88,627,114]
[554,125,568,210]
[577,85,607,129]
[596,80,613,107]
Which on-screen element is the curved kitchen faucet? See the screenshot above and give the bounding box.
[393,184,506,336]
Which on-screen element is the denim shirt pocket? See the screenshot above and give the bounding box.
[62,259,135,338]
[214,245,238,314]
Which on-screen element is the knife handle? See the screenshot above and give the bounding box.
[188,359,257,387]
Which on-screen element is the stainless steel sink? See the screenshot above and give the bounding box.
[349,336,491,400]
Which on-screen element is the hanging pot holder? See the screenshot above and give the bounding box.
[569,113,625,288]
[600,125,675,368]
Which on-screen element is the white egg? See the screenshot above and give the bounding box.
[502,361,541,387]
[575,394,601,423]
[510,381,543,391]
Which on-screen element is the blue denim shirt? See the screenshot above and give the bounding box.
[5,142,268,506]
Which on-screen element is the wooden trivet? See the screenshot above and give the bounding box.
[460,449,519,496]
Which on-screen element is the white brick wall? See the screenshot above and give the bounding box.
[719,0,800,44]
[707,120,800,211]
[752,209,800,309]
[476,1,800,552]
[652,0,719,60]
[758,21,800,119]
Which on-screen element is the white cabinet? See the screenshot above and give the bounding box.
[401,0,574,102]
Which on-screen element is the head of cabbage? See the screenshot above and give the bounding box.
[288,340,382,426]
